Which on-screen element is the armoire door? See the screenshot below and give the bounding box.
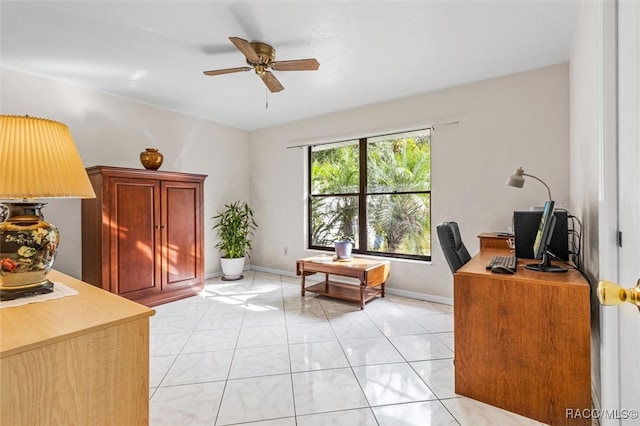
[109,177,162,298]
[161,180,202,291]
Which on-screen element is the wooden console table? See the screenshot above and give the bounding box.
[0,270,155,425]
[454,249,590,425]
[296,256,390,309]
[477,232,511,250]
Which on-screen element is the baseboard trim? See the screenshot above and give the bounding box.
[251,265,297,278]
[204,271,223,280]
[384,287,453,306]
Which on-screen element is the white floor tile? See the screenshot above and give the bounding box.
[292,368,369,415]
[152,313,203,333]
[239,417,297,425]
[242,310,286,327]
[195,311,244,331]
[204,297,252,313]
[433,331,455,351]
[228,344,291,379]
[413,313,454,333]
[352,363,437,406]
[147,273,547,426]
[442,397,544,426]
[287,322,337,344]
[289,340,350,372]
[283,294,322,310]
[331,318,386,340]
[236,324,288,348]
[340,337,405,366]
[149,354,176,388]
[388,333,454,361]
[371,317,428,337]
[372,400,459,426]
[162,350,234,385]
[410,359,457,399]
[216,374,295,425]
[181,328,240,353]
[150,331,190,356]
[149,381,225,426]
[297,408,378,426]
[284,304,328,324]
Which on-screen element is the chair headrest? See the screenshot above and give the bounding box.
[437,221,462,249]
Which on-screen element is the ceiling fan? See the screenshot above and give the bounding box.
[203,37,320,93]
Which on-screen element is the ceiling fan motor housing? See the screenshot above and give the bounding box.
[248,42,276,67]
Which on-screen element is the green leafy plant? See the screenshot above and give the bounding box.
[334,233,353,243]
[211,201,258,259]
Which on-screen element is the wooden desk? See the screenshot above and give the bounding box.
[1,270,155,425]
[297,256,390,309]
[454,249,591,425]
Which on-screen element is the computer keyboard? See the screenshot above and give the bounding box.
[486,255,517,272]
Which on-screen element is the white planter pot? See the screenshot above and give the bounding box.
[334,241,353,259]
[220,257,245,280]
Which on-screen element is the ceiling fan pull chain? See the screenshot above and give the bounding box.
[265,87,269,109]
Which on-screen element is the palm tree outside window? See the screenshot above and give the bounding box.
[308,128,431,261]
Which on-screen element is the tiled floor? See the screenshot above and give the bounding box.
[149,270,548,425]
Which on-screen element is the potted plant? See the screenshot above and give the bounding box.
[211,201,258,280]
[334,234,353,260]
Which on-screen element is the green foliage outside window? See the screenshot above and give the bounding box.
[309,129,431,260]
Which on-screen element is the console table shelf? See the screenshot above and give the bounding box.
[304,280,382,305]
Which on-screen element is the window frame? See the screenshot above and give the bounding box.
[307,130,431,261]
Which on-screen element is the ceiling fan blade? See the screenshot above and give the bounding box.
[259,71,284,93]
[229,37,260,62]
[203,66,252,76]
[271,58,320,71]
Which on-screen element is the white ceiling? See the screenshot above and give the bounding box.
[1,1,581,131]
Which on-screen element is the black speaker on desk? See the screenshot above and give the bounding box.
[513,210,569,260]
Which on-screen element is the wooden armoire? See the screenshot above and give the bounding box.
[81,166,207,306]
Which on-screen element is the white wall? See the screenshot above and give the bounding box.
[0,66,251,279]
[1,63,571,303]
[249,64,571,301]
[569,0,605,410]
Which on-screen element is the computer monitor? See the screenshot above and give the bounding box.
[525,200,567,273]
[513,210,569,260]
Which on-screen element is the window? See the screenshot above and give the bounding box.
[308,128,431,261]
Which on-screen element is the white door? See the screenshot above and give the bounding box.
[616,1,640,422]
[601,1,640,424]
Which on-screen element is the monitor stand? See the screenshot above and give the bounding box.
[525,250,568,273]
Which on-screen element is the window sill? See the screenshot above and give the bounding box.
[305,248,432,265]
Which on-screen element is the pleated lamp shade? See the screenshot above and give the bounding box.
[0,115,96,199]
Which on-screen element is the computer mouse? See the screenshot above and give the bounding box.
[491,265,515,274]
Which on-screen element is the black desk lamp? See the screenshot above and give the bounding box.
[506,167,552,201]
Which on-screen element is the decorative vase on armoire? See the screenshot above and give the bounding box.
[139,148,164,170]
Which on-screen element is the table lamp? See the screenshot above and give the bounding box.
[0,115,96,300]
[506,167,552,201]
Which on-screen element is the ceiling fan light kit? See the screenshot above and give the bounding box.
[203,37,319,93]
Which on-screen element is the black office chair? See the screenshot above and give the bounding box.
[437,221,472,273]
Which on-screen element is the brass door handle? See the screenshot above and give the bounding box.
[597,279,640,309]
